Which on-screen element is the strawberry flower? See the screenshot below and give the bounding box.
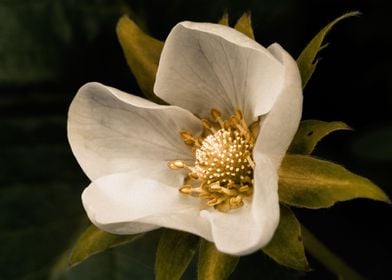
[68,21,302,255]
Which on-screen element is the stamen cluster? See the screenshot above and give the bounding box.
[169,109,258,212]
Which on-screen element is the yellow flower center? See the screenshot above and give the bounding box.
[169,109,258,212]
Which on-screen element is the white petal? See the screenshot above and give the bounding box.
[201,153,280,255]
[154,22,285,123]
[82,171,213,239]
[68,82,202,181]
[254,43,303,169]
[82,154,279,256]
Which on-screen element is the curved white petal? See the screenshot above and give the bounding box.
[154,22,285,123]
[254,43,303,169]
[201,152,279,255]
[82,171,213,238]
[68,82,202,181]
[83,153,279,256]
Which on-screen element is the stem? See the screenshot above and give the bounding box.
[301,225,365,280]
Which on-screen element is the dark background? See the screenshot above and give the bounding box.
[1,0,391,279]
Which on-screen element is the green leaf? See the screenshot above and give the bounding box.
[0,115,87,186]
[262,205,309,271]
[0,2,66,84]
[56,231,161,280]
[279,154,390,208]
[288,120,352,155]
[0,1,121,85]
[234,12,255,39]
[155,230,200,280]
[69,224,142,267]
[0,100,88,279]
[297,11,360,88]
[116,15,164,103]
[0,183,83,280]
[218,12,229,26]
[198,240,239,280]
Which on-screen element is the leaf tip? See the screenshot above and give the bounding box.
[116,14,140,38]
[347,126,355,132]
[218,11,229,26]
[370,184,391,204]
[337,121,354,132]
[381,194,392,204]
[346,10,362,17]
[304,263,312,272]
[234,11,255,39]
[116,14,130,29]
[297,10,362,88]
[244,10,252,17]
[335,11,362,23]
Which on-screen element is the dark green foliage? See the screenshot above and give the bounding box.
[0,1,391,279]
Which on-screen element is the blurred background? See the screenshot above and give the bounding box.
[1,0,391,279]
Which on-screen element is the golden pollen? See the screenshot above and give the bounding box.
[169,109,258,212]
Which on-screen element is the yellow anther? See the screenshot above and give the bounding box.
[179,185,193,194]
[210,108,222,119]
[180,129,192,138]
[188,173,199,180]
[180,130,195,145]
[226,181,235,189]
[230,195,243,206]
[168,160,186,169]
[209,184,222,192]
[235,109,243,119]
[199,192,211,198]
[246,155,255,169]
[201,119,216,133]
[207,198,218,206]
[220,187,238,196]
[215,201,231,212]
[239,185,250,192]
[234,123,247,135]
[228,115,240,126]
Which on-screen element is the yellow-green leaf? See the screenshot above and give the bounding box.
[116,15,164,103]
[234,12,255,39]
[155,230,200,280]
[279,155,390,208]
[263,205,309,271]
[69,224,141,267]
[288,120,352,155]
[198,240,239,280]
[218,13,229,26]
[297,11,360,88]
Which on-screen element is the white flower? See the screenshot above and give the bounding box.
[68,21,302,256]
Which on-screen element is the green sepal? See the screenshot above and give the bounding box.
[69,224,142,267]
[218,12,229,26]
[155,230,200,280]
[297,11,360,88]
[288,120,352,155]
[198,240,239,280]
[116,15,164,104]
[262,205,309,271]
[234,12,255,39]
[279,154,390,208]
